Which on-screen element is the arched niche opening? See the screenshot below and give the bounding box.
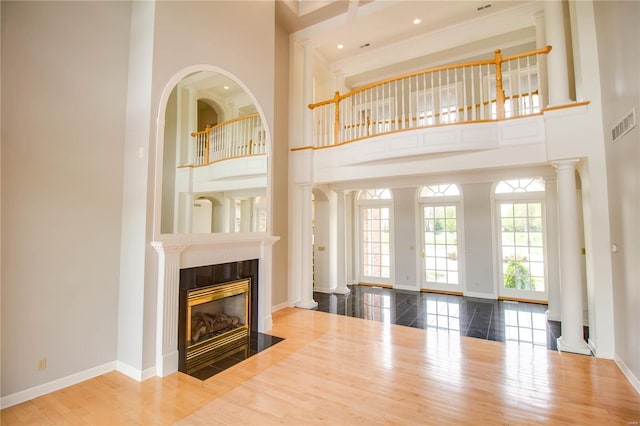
[156,67,270,237]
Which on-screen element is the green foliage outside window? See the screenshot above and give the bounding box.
[503,257,535,290]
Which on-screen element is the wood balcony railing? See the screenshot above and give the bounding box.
[308,46,551,148]
[190,113,267,167]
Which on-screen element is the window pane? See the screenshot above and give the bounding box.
[499,201,545,293]
[423,204,459,286]
[361,206,391,279]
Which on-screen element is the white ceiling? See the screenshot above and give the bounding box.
[277,0,542,86]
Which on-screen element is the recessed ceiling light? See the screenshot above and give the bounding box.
[413,18,422,25]
[337,44,344,49]
[223,86,229,90]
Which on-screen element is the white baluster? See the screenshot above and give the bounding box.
[471,65,476,121]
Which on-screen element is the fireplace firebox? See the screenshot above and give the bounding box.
[178,259,260,376]
[185,279,250,374]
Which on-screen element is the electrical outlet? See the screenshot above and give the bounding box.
[37,358,47,371]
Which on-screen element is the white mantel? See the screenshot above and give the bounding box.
[151,233,279,377]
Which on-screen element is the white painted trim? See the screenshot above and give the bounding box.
[263,314,273,331]
[463,291,497,300]
[0,361,117,409]
[587,338,598,358]
[614,354,640,395]
[116,361,157,382]
[296,300,319,309]
[392,284,419,292]
[546,310,561,322]
[271,301,294,312]
[313,287,336,294]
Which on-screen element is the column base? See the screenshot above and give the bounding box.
[296,300,318,309]
[545,309,561,322]
[557,336,592,356]
[333,287,351,295]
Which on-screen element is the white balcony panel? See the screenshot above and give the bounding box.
[498,116,546,147]
[292,116,556,185]
[191,155,267,193]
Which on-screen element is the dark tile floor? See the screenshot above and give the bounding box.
[189,332,284,381]
[313,285,588,351]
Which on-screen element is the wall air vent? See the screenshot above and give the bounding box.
[611,108,637,143]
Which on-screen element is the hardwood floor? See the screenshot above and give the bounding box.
[2,308,639,425]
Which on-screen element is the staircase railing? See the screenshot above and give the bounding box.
[308,46,551,148]
[190,113,266,167]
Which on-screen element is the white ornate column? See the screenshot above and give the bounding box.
[345,191,355,284]
[186,87,198,164]
[151,243,187,377]
[179,192,195,234]
[553,159,590,355]
[534,10,549,108]
[544,0,572,105]
[545,177,561,321]
[331,190,349,294]
[221,197,231,232]
[296,184,318,309]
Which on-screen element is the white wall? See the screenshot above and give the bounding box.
[1,1,131,397]
[593,0,640,389]
[392,188,418,290]
[461,183,495,297]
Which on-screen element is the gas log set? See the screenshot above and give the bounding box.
[191,311,241,343]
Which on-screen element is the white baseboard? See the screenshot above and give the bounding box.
[392,284,419,292]
[116,361,156,382]
[0,361,117,410]
[587,338,598,358]
[546,310,561,322]
[463,291,497,300]
[313,287,335,294]
[615,354,640,395]
[271,301,293,312]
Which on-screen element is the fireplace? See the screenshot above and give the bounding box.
[178,259,260,376]
[185,279,250,374]
[151,234,279,378]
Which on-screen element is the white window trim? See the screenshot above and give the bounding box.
[355,193,395,286]
[416,187,466,293]
[492,189,548,302]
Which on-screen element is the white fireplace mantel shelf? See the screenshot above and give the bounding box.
[151,233,279,377]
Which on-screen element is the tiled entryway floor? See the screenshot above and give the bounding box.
[313,285,587,351]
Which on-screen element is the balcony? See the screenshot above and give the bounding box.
[291,45,591,185]
[308,47,550,148]
[181,113,268,193]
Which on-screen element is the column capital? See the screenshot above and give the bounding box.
[551,158,580,169]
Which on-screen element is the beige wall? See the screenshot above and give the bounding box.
[1,1,132,396]
[272,21,290,306]
[594,0,640,387]
[1,0,280,398]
